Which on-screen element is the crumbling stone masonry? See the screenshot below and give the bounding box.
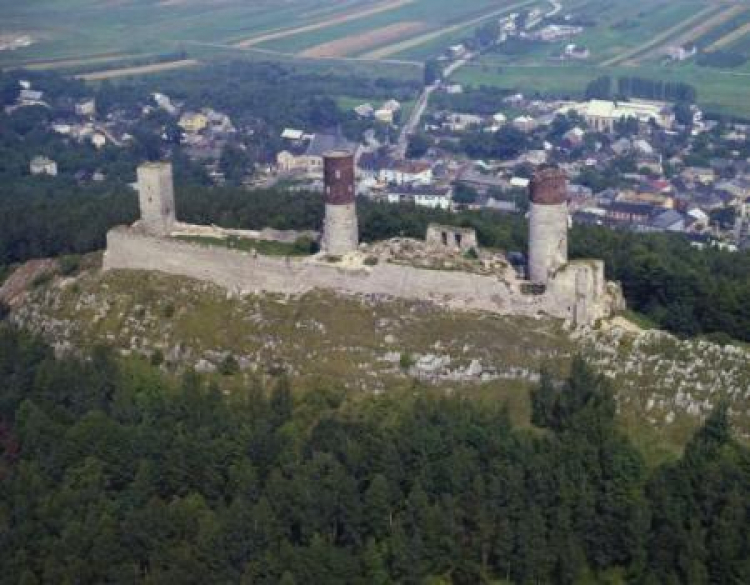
[103,162,623,326]
[426,224,478,253]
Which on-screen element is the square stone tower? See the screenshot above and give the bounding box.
[137,161,176,236]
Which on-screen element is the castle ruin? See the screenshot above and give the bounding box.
[103,159,623,326]
[528,167,568,284]
[322,150,359,256]
[137,161,176,236]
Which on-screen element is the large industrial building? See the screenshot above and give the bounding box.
[558,99,675,132]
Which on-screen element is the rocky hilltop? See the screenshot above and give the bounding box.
[2,257,749,459]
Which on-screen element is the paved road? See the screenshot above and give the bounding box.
[394,53,473,159]
[394,83,436,159]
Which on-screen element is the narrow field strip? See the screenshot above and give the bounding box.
[75,59,199,81]
[233,0,414,48]
[298,21,429,58]
[655,5,748,55]
[360,0,537,59]
[707,22,750,52]
[601,5,719,67]
[3,53,146,72]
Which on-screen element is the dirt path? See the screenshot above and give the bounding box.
[360,0,537,59]
[299,21,428,58]
[76,59,199,81]
[234,0,414,48]
[601,5,718,67]
[707,20,750,52]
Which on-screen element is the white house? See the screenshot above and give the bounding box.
[443,113,483,132]
[380,160,433,185]
[374,109,394,124]
[91,133,107,149]
[513,115,537,132]
[387,185,452,209]
[281,128,305,141]
[30,156,57,176]
[75,99,96,117]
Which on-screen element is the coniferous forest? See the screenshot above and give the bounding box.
[0,324,748,584]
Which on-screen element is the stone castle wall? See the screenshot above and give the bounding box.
[103,227,617,325]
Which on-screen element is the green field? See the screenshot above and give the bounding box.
[449,0,750,118]
[455,59,750,118]
[0,0,539,70]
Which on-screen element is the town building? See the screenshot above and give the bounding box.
[75,99,96,117]
[386,185,452,209]
[178,112,208,134]
[558,99,675,132]
[277,133,357,176]
[29,156,58,176]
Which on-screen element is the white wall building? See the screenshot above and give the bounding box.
[30,156,57,177]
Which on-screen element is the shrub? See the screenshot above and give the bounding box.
[399,352,414,370]
[219,354,239,376]
[162,302,175,318]
[293,236,319,255]
[58,255,81,276]
[31,272,53,289]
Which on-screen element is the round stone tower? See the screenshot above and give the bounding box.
[528,167,568,284]
[322,150,358,255]
[137,161,176,236]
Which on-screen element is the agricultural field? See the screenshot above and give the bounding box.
[0,0,747,117]
[0,0,393,68]
[252,0,539,56]
[455,0,750,118]
[0,0,542,71]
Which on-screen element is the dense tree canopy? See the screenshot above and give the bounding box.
[0,326,747,583]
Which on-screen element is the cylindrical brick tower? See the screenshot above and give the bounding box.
[528,167,568,284]
[322,150,358,255]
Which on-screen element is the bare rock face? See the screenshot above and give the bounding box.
[0,259,58,307]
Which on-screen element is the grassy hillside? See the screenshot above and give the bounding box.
[7,260,750,464]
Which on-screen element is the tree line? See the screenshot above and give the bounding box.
[585,75,697,103]
[0,324,747,583]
